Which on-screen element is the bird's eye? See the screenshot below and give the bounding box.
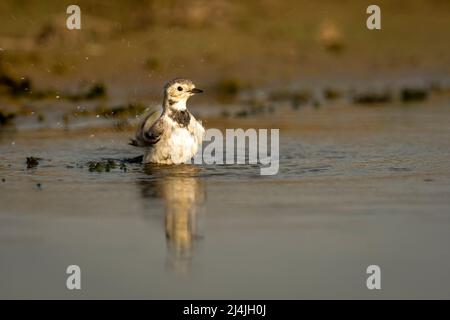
[177,86,183,91]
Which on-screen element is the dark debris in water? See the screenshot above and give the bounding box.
[0,70,58,100]
[68,103,147,122]
[26,156,41,168]
[65,82,107,101]
[0,68,107,102]
[88,160,114,172]
[401,87,428,103]
[96,103,147,118]
[0,73,31,97]
[123,155,143,164]
[268,89,312,108]
[87,159,130,173]
[227,83,434,116]
[0,110,16,126]
[234,110,249,118]
[215,78,242,97]
[84,83,107,100]
[232,98,275,118]
[353,91,392,105]
[323,87,343,100]
[389,167,412,172]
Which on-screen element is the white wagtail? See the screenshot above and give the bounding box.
[130,78,205,164]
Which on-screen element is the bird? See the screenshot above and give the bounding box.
[130,78,205,164]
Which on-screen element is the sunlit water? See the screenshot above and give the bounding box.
[1,101,450,299]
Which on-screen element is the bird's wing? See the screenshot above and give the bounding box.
[129,110,165,147]
[188,113,206,143]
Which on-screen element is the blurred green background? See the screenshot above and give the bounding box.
[1,0,450,132]
[1,0,449,95]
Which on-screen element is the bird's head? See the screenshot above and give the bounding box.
[163,78,203,111]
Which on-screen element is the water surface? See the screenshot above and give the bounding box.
[1,101,450,299]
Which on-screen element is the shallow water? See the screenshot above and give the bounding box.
[1,101,450,299]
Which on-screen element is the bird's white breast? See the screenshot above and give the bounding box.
[144,127,199,164]
[143,114,205,165]
[167,127,198,164]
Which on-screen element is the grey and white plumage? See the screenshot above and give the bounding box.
[130,78,205,164]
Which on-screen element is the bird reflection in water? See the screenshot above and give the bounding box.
[139,164,206,274]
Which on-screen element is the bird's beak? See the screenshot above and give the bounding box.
[189,88,203,94]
